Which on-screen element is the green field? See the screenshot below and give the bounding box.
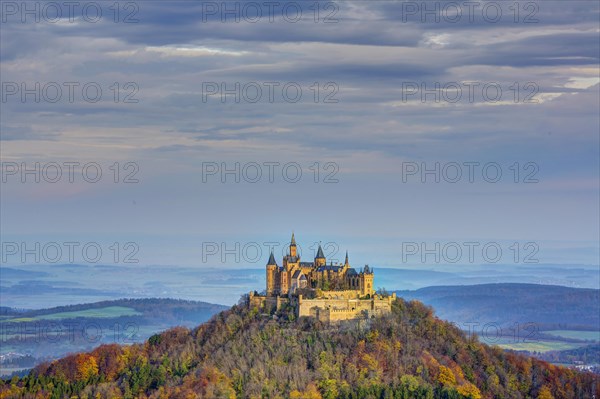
[493,337,589,353]
[544,330,600,341]
[1,306,141,323]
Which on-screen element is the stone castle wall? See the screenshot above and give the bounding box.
[318,289,362,299]
[249,293,290,314]
[249,292,395,323]
[297,293,396,322]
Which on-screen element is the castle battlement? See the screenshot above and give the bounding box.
[249,233,394,323]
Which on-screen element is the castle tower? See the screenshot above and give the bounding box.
[360,264,374,297]
[290,232,297,258]
[266,251,277,296]
[315,244,326,267]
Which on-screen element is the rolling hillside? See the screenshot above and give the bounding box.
[1,297,597,398]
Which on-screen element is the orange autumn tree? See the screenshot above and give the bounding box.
[75,353,99,381]
[92,344,125,380]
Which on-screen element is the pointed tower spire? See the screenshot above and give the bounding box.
[316,244,325,259]
[315,243,326,266]
[344,250,349,265]
[267,251,277,266]
[289,232,297,258]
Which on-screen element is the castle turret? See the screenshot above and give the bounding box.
[266,251,277,296]
[290,232,297,258]
[360,264,374,297]
[315,244,326,267]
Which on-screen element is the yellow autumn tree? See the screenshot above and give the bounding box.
[290,383,322,399]
[437,365,456,386]
[361,353,379,373]
[456,382,482,399]
[75,354,99,381]
[318,379,338,399]
[538,386,554,399]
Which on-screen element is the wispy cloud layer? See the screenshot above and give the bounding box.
[1,1,598,266]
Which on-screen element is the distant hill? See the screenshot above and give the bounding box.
[0,298,227,376]
[5,298,227,323]
[1,297,598,398]
[537,344,600,365]
[396,283,600,331]
[0,307,23,316]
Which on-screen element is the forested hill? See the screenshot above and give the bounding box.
[3,298,227,320]
[396,283,600,330]
[2,298,598,399]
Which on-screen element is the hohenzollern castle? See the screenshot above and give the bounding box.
[249,233,395,323]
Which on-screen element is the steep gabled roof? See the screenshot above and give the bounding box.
[292,270,305,279]
[315,245,325,259]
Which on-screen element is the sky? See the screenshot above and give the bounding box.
[1,1,599,272]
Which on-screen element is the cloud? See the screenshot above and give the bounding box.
[0,0,598,266]
[0,125,60,141]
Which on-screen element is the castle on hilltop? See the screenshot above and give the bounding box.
[266,233,375,297]
[249,233,395,323]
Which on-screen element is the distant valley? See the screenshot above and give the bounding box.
[397,283,600,367]
[2,277,599,377]
[0,299,227,377]
[1,263,598,309]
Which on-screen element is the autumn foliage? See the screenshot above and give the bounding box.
[1,298,597,398]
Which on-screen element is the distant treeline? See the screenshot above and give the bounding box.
[5,298,226,318]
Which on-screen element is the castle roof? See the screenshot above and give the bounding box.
[292,270,306,279]
[315,245,325,259]
[291,232,296,246]
[317,265,342,272]
[267,252,277,265]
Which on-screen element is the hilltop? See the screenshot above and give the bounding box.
[1,296,597,399]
